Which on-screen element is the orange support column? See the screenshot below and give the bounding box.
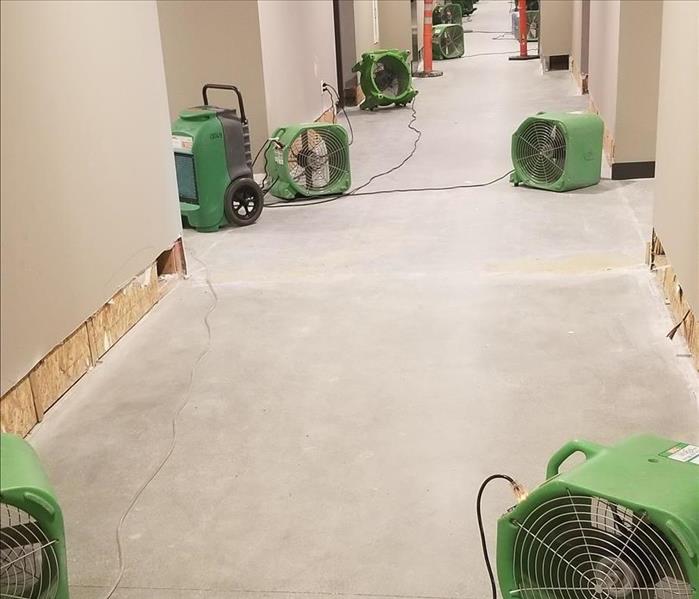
[509,0,539,61]
[415,0,443,77]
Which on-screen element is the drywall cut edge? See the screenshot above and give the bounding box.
[0,378,37,436]
[86,263,160,360]
[30,324,93,417]
[0,238,186,436]
[650,231,699,371]
[570,57,588,94]
[315,105,337,124]
[588,97,615,165]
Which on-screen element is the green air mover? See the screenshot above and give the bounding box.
[1,434,69,598]
[497,435,698,599]
[265,123,351,200]
[172,84,263,232]
[352,50,418,110]
[511,112,603,191]
[512,9,540,41]
[432,24,465,60]
[455,0,477,16]
[433,3,463,25]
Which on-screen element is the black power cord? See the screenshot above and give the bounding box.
[477,474,527,599]
[264,84,513,209]
[324,82,354,146]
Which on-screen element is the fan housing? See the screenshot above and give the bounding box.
[265,123,351,199]
[511,112,603,191]
[497,435,699,599]
[432,24,465,60]
[352,49,418,110]
[1,434,69,599]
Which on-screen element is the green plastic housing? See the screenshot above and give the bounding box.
[0,433,69,598]
[511,112,603,192]
[265,123,351,199]
[432,24,465,60]
[456,0,476,16]
[433,3,463,24]
[352,49,418,110]
[172,108,230,232]
[497,435,699,599]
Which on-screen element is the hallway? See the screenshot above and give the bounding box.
[28,2,698,598]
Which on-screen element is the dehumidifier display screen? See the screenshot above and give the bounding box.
[174,152,198,203]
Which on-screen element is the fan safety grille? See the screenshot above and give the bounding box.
[1,502,59,598]
[514,119,567,185]
[438,26,464,59]
[287,127,348,195]
[511,494,693,599]
[371,56,410,100]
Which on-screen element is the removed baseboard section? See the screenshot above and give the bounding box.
[611,161,655,180]
[315,105,337,124]
[0,379,36,437]
[650,231,698,370]
[570,57,588,94]
[0,238,187,436]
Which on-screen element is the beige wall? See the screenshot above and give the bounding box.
[613,0,662,163]
[0,0,181,394]
[653,1,698,309]
[378,0,412,53]
[354,0,381,60]
[588,0,620,146]
[157,0,269,170]
[570,0,589,81]
[539,0,573,58]
[588,0,662,165]
[258,0,337,129]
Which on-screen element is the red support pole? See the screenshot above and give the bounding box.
[415,0,443,77]
[423,0,434,73]
[518,0,529,57]
[508,0,539,61]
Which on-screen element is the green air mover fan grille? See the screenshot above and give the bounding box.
[496,435,699,599]
[1,434,69,599]
[266,123,351,199]
[433,3,463,24]
[511,112,604,191]
[1,503,60,598]
[513,119,567,184]
[432,24,465,60]
[511,495,692,599]
[352,49,418,110]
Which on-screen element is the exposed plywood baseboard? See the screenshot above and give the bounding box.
[650,231,699,370]
[315,105,337,124]
[0,238,186,436]
[0,379,37,437]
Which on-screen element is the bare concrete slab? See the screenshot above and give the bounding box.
[29,2,698,598]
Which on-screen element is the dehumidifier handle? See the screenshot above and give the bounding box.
[202,84,247,124]
[546,439,605,479]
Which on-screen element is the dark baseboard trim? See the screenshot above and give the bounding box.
[548,54,570,71]
[611,161,656,180]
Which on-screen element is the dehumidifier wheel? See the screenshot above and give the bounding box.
[224,178,263,226]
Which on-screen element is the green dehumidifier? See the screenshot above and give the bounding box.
[172,84,263,232]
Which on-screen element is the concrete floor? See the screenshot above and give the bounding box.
[30,2,698,598]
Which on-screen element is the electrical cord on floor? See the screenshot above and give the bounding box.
[263,89,513,209]
[476,474,528,599]
[264,98,422,208]
[324,82,354,146]
[102,252,218,599]
[265,169,514,208]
